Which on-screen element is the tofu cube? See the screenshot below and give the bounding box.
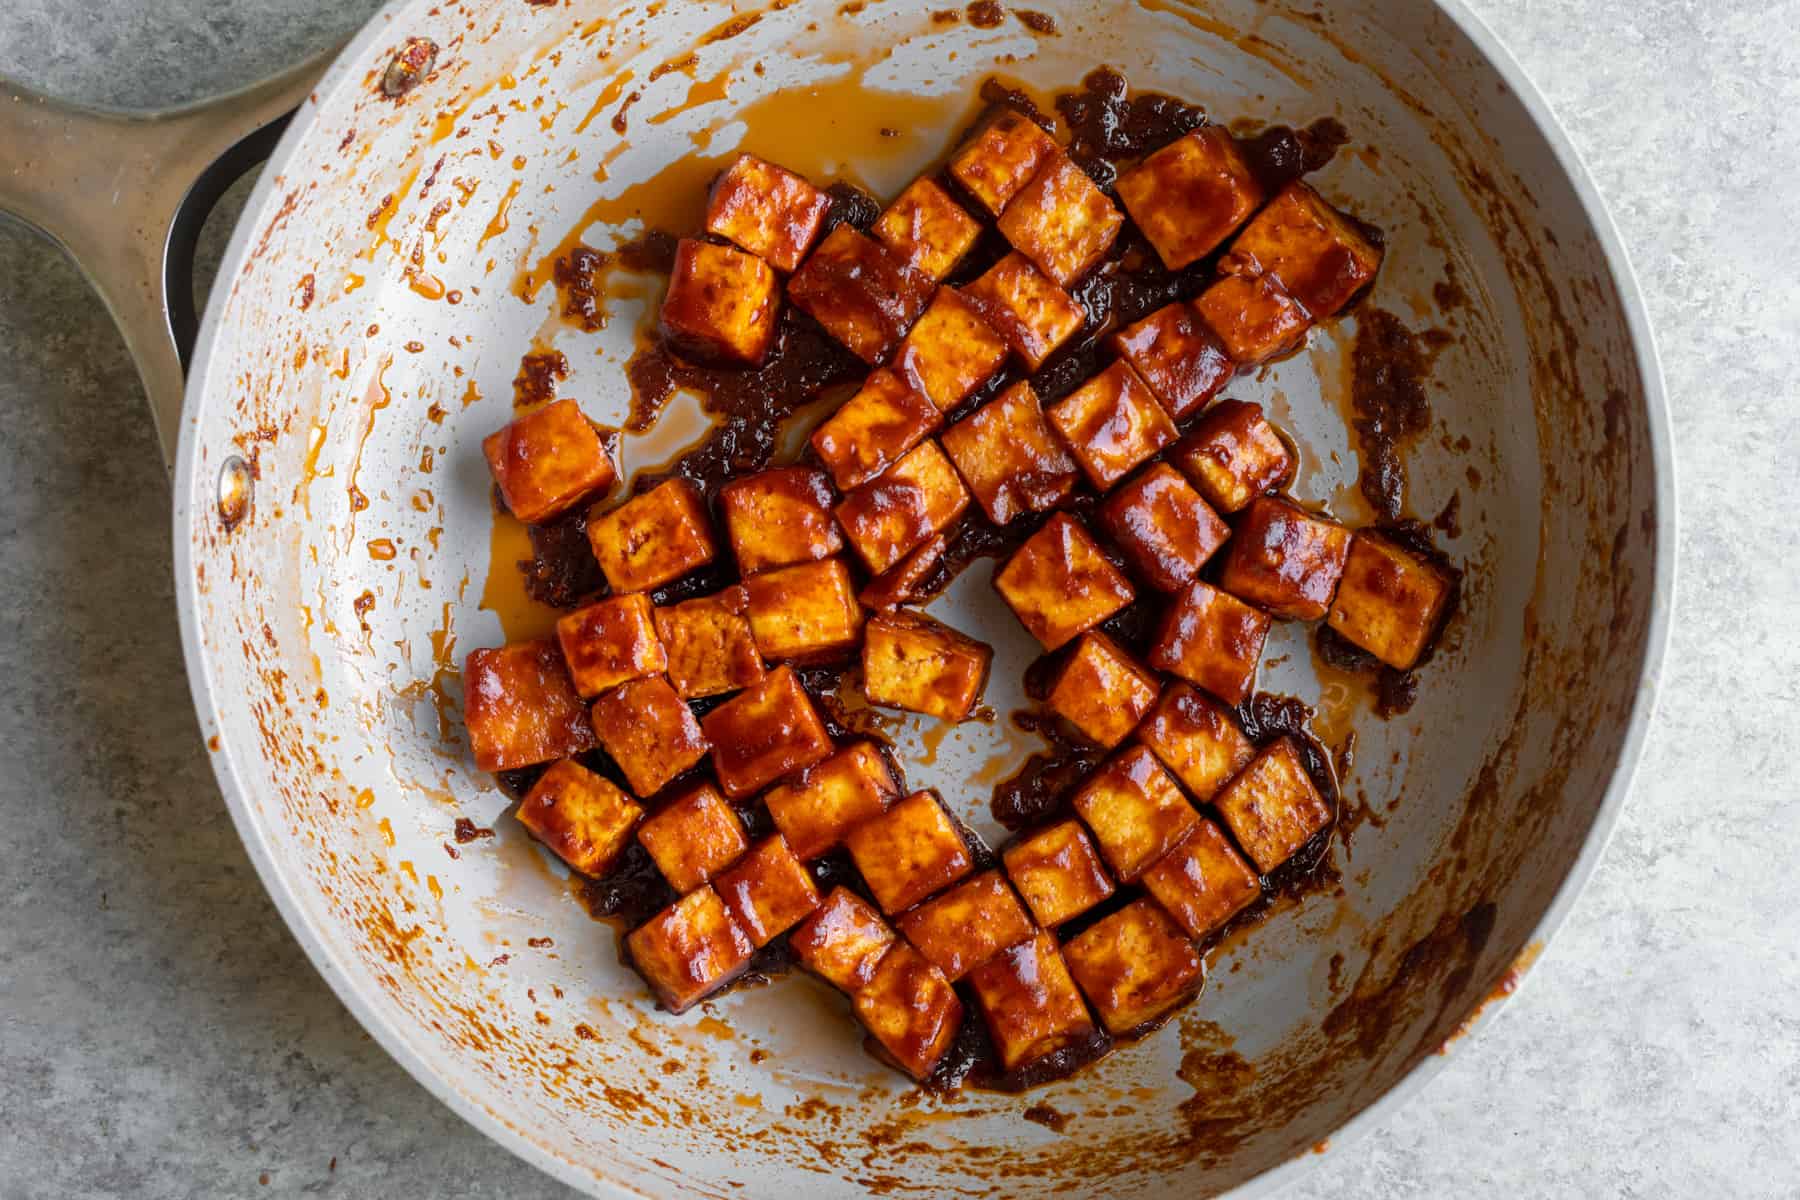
[765,741,900,861]
[897,870,1035,981]
[1141,819,1261,940]
[1217,496,1352,620]
[844,790,975,914]
[1098,462,1230,593]
[787,224,936,364]
[1045,631,1159,749]
[635,782,748,893]
[1046,361,1178,492]
[890,289,1010,411]
[1108,302,1233,421]
[1148,580,1273,705]
[652,586,766,700]
[742,557,864,663]
[1325,531,1454,670]
[791,886,897,992]
[626,886,755,1014]
[851,942,964,1081]
[1227,180,1384,318]
[1001,819,1115,928]
[1071,745,1202,883]
[700,665,834,798]
[858,532,947,612]
[659,238,780,366]
[714,835,822,946]
[997,154,1124,287]
[809,368,943,493]
[588,675,709,797]
[874,177,983,281]
[1215,737,1334,873]
[586,479,716,594]
[1195,271,1311,364]
[703,152,832,273]
[555,593,668,698]
[1063,898,1203,1034]
[835,440,970,575]
[940,381,1080,526]
[1114,126,1262,270]
[482,398,617,524]
[949,110,1061,216]
[862,611,993,723]
[1136,683,1255,803]
[968,932,1095,1072]
[515,758,643,876]
[719,467,844,576]
[463,640,599,773]
[961,252,1086,369]
[992,513,1136,651]
[1171,398,1295,513]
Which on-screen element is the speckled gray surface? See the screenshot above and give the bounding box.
[0,1,1795,1196]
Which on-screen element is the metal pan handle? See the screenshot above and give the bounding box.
[0,46,340,471]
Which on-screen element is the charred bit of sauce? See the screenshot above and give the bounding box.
[1349,307,1434,522]
[453,817,496,843]
[513,349,569,409]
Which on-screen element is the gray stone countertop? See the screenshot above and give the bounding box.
[1,1,1795,1196]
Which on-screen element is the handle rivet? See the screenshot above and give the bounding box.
[218,456,253,530]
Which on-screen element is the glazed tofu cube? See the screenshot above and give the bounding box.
[844,790,975,914]
[968,932,1095,1072]
[809,368,943,493]
[858,533,947,612]
[1195,272,1311,364]
[1214,737,1334,873]
[714,835,822,946]
[890,289,1009,411]
[700,665,834,798]
[1135,683,1255,803]
[1071,745,1201,882]
[961,252,1086,369]
[627,886,754,1014]
[1217,496,1352,620]
[787,224,936,364]
[852,942,964,1081]
[992,513,1135,651]
[874,177,983,281]
[997,154,1124,287]
[636,783,748,893]
[555,593,667,698]
[482,398,616,524]
[719,467,844,576]
[1063,898,1203,1035]
[1045,631,1159,749]
[703,153,832,272]
[765,741,900,861]
[791,887,897,992]
[835,441,970,575]
[1148,580,1273,705]
[1170,399,1295,513]
[586,479,715,594]
[1046,361,1178,492]
[1227,180,1384,318]
[1099,463,1230,593]
[949,110,1060,216]
[1114,125,1262,270]
[862,611,993,723]
[589,675,709,797]
[659,238,779,366]
[515,758,642,876]
[939,382,1079,527]
[742,557,863,663]
[1325,531,1454,670]
[1002,819,1115,928]
[897,870,1034,981]
[1142,818,1262,940]
[1108,302,1233,421]
[463,640,599,772]
[652,587,766,700]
